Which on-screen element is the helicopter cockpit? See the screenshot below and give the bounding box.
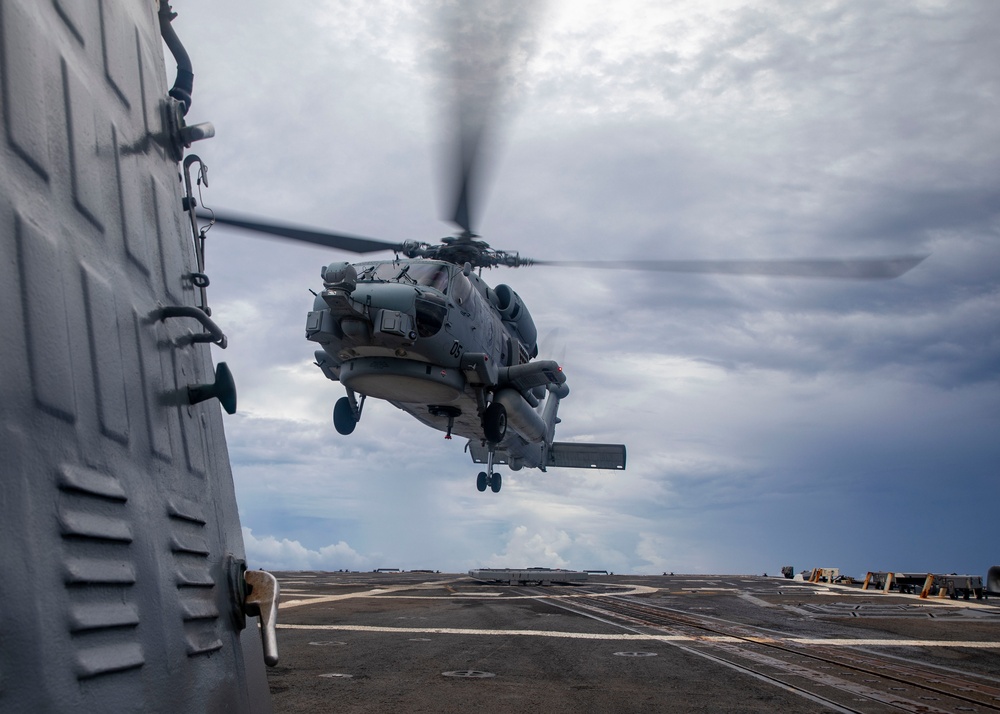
[356,261,450,293]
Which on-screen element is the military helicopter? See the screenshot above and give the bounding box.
[201,212,924,496]
[200,8,926,495]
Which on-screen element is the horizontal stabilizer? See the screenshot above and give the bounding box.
[547,443,626,470]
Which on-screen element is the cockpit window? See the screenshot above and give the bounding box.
[450,271,473,305]
[355,262,450,293]
[409,264,450,292]
[415,295,447,337]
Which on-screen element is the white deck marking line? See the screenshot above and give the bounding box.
[280,581,464,609]
[279,582,657,608]
[278,624,670,640]
[275,624,1000,648]
[280,588,401,609]
[449,592,503,597]
[801,582,1000,610]
[372,591,657,600]
[780,638,1000,648]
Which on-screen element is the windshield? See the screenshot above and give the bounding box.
[356,262,450,293]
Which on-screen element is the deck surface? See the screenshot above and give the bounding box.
[265,571,1000,713]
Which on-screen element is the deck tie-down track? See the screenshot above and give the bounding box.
[545,594,1000,713]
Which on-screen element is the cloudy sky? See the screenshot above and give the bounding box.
[171,1,999,577]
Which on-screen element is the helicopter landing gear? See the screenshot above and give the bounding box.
[476,470,502,493]
[476,447,502,493]
[483,402,507,444]
[334,391,364,435]
[333,398,356,434]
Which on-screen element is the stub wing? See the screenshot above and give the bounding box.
[547,442,626,470]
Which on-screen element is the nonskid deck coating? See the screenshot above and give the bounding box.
[265,572,1000,713]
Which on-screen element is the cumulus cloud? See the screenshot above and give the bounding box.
[242,527,372,571]
[485,525,572,569]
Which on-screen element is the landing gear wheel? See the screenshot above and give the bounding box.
[476,472,488,492]
[333,397,357,435]
[490,473,502,493]
[483,402,507,444]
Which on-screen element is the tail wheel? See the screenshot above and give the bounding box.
[476,472,488,492]
[483,402,507,444]
[333,397,357,435]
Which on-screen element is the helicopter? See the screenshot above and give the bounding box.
[200,209,634,494]
[199,7,927,495]
[199,206,924,496]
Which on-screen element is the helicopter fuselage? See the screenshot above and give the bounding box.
[305,258,558,469]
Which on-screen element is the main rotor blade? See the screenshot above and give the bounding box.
[530,255,929,279]
[442,1,541,234]
[200,210,403,254]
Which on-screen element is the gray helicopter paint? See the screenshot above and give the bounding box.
[0,2,271,711]
[303,257,625,480]
[308,261,536,435]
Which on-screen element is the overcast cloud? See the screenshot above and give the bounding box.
[172,1,999,577]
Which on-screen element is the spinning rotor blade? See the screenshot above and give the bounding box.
[530,255,929,279]
[200,210,403,254]
[442,1,541,234]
